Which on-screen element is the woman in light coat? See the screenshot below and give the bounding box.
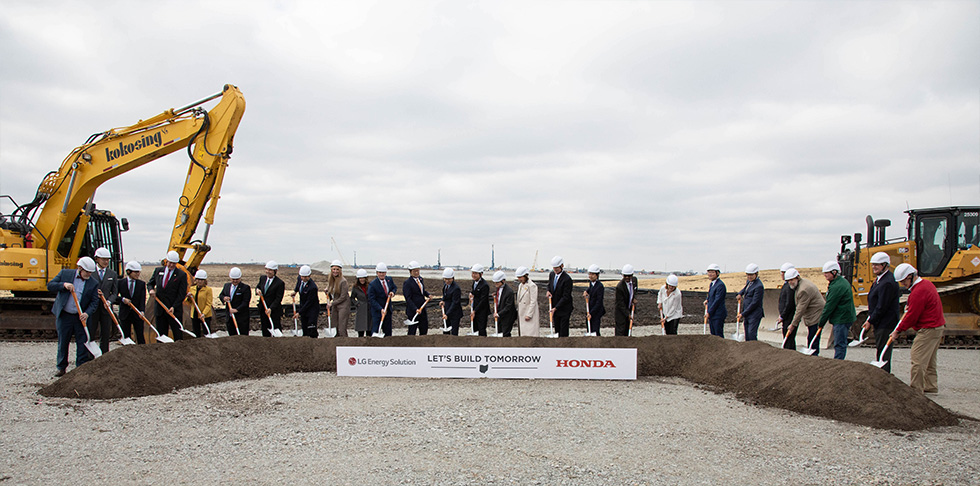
[515,266,540,336]
[326,260,351,337]
[351,269,371,337]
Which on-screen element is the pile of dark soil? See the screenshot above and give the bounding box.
[40,335,959,431]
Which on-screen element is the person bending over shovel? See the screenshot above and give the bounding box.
[48,257,100,376]
[784,269,825,355]
[256,260,285,337]
[293,265,320,338]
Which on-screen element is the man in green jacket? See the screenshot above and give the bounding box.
[818,260,856,360]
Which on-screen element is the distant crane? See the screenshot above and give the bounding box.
[330,237,350,267]
[491,244,495,270]
[437,248,441,268]
[531,250,539,271]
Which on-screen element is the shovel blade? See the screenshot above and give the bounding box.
[371,332,385,338]
[490,333,503,337]
[293,329,303,337]
[799,348,817,355]
[156,335,174,343]
[118,338,136,346]
[848,338,867,348]
[85,341,103,358]
[403,319,418,326]
[323,328,337,338]
[205,333,220,339]
[181,329,197,338]
[870,359,888,368]
[546,333,559,338]
[271,329,284,338]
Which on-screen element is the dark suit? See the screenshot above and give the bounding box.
[219,282,251,335]
[403,276,430,335]
[738,279,765,341]
[547,271,573,337]
[442,281,463,335]
[48,269,100,371]
[778,282,797,349]
[117,277,147,344]
[257,275,285,336]
[91,266,119,353]
[469,278,490,336]
[706,278,727,337]
[294,277,319,338]
[495,284,517,337]
[615,277,638,336]
[867,270,900,372]
[586,280,605,335]
[151,266,188,340]
[368,276,396,336]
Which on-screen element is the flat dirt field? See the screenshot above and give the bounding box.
[2,325,979,485]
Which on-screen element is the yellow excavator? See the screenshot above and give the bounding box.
[837,206,980,346]
[0,84,246,336]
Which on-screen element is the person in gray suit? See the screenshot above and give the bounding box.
[47,257,100,376]
[90,247,119,353]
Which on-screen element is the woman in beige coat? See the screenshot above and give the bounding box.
[326,260,351,337]
[516,266,540,336]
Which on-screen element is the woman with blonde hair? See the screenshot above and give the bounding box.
[326,260,351,337]
[515,267,540,336]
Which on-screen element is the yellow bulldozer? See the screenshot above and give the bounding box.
[837,206,980,346]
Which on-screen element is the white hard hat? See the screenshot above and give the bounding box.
[551,256,564,267]
[492,271,506,283]
[622,264,634,276]
[588,264,601,274]
[195,270,208,280]
[780,262,795,272]
[515,266,529,277]
[894,263,916,282]
[706,263,721,272]
[442,268,455,279]
[166,251,180,263]
[745,263,760,274]
[471,264,484,273]
[666,274,679,286]
[784,268,800,280]
[331,260,343,268]
[77,256,96,272]
[355,268,368,278]
[822,260,841,273]
[407,261,420,270]
[870,252,890,265]
[299,265,312,277]
[229,267,242,279]
[94,247,111,259]
[376,262,388,272]
[125,261,142,272]
[265,260,278,270]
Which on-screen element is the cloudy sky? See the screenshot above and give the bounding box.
[1,0,978,273]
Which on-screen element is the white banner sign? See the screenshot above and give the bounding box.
[336,346,637,380]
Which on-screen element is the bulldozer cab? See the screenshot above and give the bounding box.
[909,207,980,277]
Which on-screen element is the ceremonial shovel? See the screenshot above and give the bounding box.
[849,327,868,347]
[372,294,392,338]
[404,296,432,327]
[703,302,709,335]
[322,298,337,338]
[467,294,479,336]
[190,299,219,338]
[870,334,895,368]
[154,295,196,337]
[800,327,822,355]
[126,300,172,343]
[490,294,502,337]
[659,307,667,336]
[628,303,635,337]
[69,288,103,358]
[545,295,559,338]
[260,295,284,337]
[583,293,596,337]
[731,300,744,342]
[226,301,240,336]
[98,292,134,345]
[291,298,303,337]
[439,302,451,333]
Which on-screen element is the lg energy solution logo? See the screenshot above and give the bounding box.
[347,356,416,368]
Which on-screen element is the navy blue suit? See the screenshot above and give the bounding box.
[586,281,605,335]
[219,282,251,336]
[738,279,765,341]
[117,277,147,344]
[548,271,574,337]
[706,278,728,337]
[442,281,463,335]
[403,276,430,335]
[867,270,900,372]
[294,277,319,338]
[368,276,396,336]
[48,269,100,371]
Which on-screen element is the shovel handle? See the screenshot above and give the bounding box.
[126,300,162,337]
[98,292,123,328]
[69,288,85,321]
[190,299,213,335]
[153,295,181,324]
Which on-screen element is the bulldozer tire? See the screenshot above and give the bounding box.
[969,286,980,315]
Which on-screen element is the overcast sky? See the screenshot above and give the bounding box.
[1,0,978,273]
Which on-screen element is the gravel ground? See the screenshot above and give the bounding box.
[2,326,978,485]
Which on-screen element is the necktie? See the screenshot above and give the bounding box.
[265,278,271,293]
[230,285,236,300]
[301,281,306,293]
[100,269,105,281]
[416,277,423,291]
[382,280,389,294]
[129,279,135,296]
[163,270,170,288]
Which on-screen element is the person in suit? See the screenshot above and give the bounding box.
[219,267,251,336]
[492,271,517,336]
[403,261,430,335]
[351,269,370,337]
[327,260,351,337]
[584,264,605,336]
[292,265,319,338]
[118,261,147,344]
[441,268,463,335]
[737,263,765,341]
[864,252,901,373]
[704,264,727,337]
[515,267,539,336]
[467,264,490,336]
[368,262,396,337]
[47,257,100,376]
[187,270,213,338]
[256,260,285,337]
[89,247,119,353]
[148,251,188,341]
[546,256,574,337]
[615,264,638,336]
[778,263,798,349]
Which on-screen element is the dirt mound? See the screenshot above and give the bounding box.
[39,335,959,431]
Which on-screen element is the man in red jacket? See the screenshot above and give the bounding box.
[890,263,945,393]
